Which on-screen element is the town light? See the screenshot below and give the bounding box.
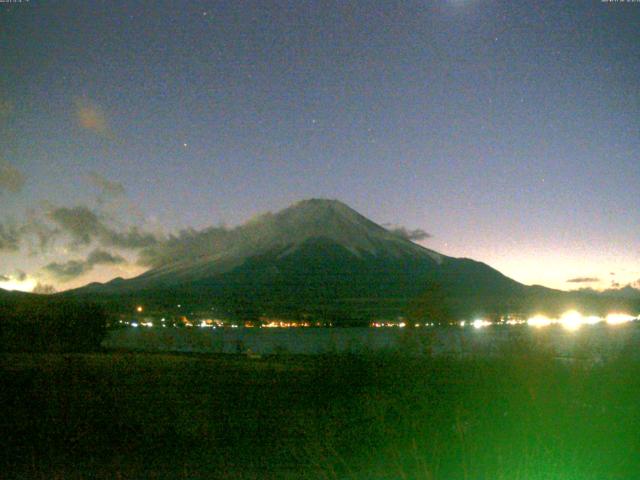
[560,310,583,331]
[606,313,635,325]
[472,319,491,329]
[527,315,552,328]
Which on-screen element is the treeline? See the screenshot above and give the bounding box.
[0,293,108,352]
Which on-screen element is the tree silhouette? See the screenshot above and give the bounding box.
[0,296,108,352]
[406,282,454,326]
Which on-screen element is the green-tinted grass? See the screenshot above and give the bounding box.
[2,348,639,479]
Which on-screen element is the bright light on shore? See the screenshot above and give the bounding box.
[606,313,635,325]
[527,315,552,328]
[560,310,583,331]
[584,315,601,325]
[523,311,640,330]
[472,319,491,329]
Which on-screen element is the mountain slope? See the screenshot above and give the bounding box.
[70,198,596,321]
[90,199,446,290]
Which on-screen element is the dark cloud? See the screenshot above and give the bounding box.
[101,226,158,249]
[566,277,600,284]
[19,217,59,253]
[0,202,158,259]
[0,223,20,251]
[44,260,87,280]
[32,283,56,294]
[44,248,126,281]
[86,249,126,265]
[0,271,26,283]
[387,226,432,242]
[48,206,158,250]
[137,226,230,268]
[88,172,125,199]
[48,206,100,246]
[0,161,25,194]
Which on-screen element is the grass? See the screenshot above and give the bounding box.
[1,343,640,479]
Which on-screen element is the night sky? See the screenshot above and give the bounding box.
[1,0,639,292]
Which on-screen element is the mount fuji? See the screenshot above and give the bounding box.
[68,199,598,322]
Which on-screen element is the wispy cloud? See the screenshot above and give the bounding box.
[1,194,159,261]
[386,225,432,242]
[48,206,101,247]
[137,226,229,268]
[0,161,25,194]
[0,166,159,287]
[566,277,600,283]
[102,226,159,249]
[48,205,158,250]
[74,98,111,137]
[0,223,21,251]
[44,248,127,281]
[88,172,125,199]
[19,213,59,253]
[0,271,28,283]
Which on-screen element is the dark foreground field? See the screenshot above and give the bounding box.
[2,345,640,479]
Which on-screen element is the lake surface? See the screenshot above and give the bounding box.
[103,323,640,359]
